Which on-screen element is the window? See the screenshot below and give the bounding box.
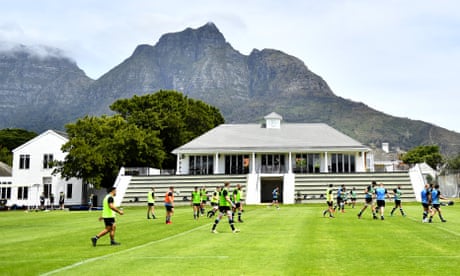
[189,155,214,175]
[1,187,11,199]
[19,154,30,169]
[17,187,28,200]
[293,153,320,173]
[260,154,285,173]
[225,155,250,174]
[43,154,54,169]
[66,183,73,199]
[330,154,356,173]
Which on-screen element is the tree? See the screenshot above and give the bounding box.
[58,115,165,189]
[401,145,444,169]
[58,90,224,189]
[110,90,224,168]
[0,128,37,166]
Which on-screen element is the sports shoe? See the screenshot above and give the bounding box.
[238,219,244,223]
[166,221,172,224]
[91,237,97,247]
[233,228,240,233]
[322,210,327,217]
[211,229,218,234]
[441,219,447,223]
[357,214,361,219]
[381,216,384,220]
[111,241,121,246]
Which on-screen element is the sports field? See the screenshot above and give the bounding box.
[0,202,459,276]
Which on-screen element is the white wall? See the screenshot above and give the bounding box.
[10,130,84,207]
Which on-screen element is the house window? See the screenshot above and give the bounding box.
[43,154,54,169]
[66,183,73,199]
[260,154,285,173]
[1,187,11,199]
[17,187,28,200]
[189,155,214,175]
[225,155,250,175]
[19,154,30,169]
[293,153,320,173]
[331,154,356,173]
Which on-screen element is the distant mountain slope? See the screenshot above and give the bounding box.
[0,23,459,155]
[0,44,94,130]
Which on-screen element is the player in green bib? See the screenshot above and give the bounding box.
[207,186,220,218]
[232,184,244,222]
[91,187,124,247]
[211,182,239,233]
[200,186,208,216]
[323,184,335,218]
[192,186,201,220]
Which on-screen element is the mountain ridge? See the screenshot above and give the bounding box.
[0,23,459,156]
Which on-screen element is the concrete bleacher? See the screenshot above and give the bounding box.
[294,172,415,203]
[121,174,247,206]
[121,172,414,206]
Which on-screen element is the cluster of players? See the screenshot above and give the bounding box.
[421,183,449,223]
[323,181,407,220]
[146,182,244,233]
[323,180,451,223]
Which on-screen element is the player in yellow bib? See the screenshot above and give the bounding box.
[91,187,124,246]
[322,184,335,218]
[147,187,156,219]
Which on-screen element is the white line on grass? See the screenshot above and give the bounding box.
[130,256,229,259]
[407,216,460,237]
[40,223,211,276]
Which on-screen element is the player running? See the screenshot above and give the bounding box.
[427,184,447,223]
[390,185,406,217]
[211,182,240,233]
[192,186,201,220]
[357,181,378,219]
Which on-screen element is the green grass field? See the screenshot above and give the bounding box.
[0,201,459,276]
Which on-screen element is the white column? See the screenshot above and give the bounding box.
[214,152,219,174]
[362,151,366,172]
[251,152,256,174]
[288,152,292,173]
[324,152,328,173]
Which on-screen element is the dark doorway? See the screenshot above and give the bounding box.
[261,177,283,203]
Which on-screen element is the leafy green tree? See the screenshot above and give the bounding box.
[110,90,224,168]
[58,90,223,189]
[0,128,37,166]
[58,115,165,189]
[401,145,443,169]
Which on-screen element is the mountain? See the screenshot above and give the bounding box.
[0,23,459,156]
[0,44,94,130]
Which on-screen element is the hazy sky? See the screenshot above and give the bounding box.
[1,0,459,133]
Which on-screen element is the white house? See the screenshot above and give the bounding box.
[4,130,85,208]
[172,112,373,204]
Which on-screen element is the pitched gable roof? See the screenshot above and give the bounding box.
[12,129,68,153]
[173,123,369,154]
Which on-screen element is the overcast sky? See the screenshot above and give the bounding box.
[1,0,459,133]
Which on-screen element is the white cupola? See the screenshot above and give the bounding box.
[264,112,282,129]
